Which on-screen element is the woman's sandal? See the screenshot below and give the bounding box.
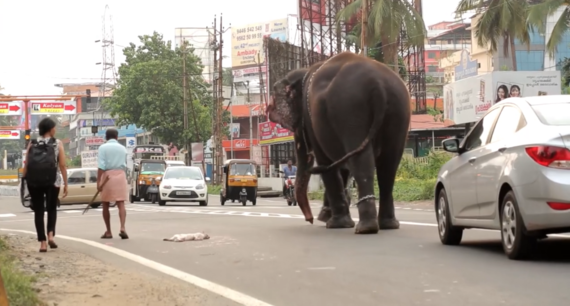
[48,241,58,249]
[39,248,47,253]
[101,233,113,239]
[119,231,129,239]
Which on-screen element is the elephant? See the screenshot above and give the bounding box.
[266,52,411,234]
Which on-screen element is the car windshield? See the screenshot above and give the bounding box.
[532,102,570,126]
[140,163,165,174]
[229,163,255,175]
[164,167,203,180]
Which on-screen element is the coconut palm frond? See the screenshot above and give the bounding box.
[545,5,570,57]
[528,0,568,33]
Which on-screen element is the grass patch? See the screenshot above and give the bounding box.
[208,184,221,195]
[307,151,452,202]
[0,236,42,306]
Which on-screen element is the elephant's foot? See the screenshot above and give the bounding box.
[355,218,379,234]
[317,206,332,223]
[326,215,355,228]
[379,218,400,230]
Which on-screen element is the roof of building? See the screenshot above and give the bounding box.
[410,114,446,130]
[428,23,470,41]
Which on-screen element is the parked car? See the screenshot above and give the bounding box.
[20,167,102,209]
[435,96,570,260]
[158,166,209,206]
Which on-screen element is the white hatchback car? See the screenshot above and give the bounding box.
[436,96,570,260]
[158,166,209,206]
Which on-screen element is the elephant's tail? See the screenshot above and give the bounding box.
[308,83,386,174]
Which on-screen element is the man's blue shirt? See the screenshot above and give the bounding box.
[98,139,127,170]
[282,166,297,178]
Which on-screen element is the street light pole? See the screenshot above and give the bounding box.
[230,83,234,159]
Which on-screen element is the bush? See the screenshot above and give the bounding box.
[307,151,452,202]
[208,184,221,195]
[0,237,42,306]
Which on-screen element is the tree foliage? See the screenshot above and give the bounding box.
[455,0,532,70]
[337,0,427,72]
[528,0,570,57]
[106,32,227,147]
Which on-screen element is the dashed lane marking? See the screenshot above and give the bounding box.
[0,214,16,218]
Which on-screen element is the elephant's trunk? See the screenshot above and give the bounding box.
[295,170,313,224]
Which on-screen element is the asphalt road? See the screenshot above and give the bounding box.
[1,194,570,306]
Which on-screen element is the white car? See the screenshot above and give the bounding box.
[158,166,210,206]
[436,96,570,260]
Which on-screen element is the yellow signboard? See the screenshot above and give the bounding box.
[231,18,288,68]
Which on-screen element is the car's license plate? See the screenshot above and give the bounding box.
[177,191,191,195]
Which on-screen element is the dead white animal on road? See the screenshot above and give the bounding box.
[163,232,210,242]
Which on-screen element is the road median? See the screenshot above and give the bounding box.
[0,233,233,306]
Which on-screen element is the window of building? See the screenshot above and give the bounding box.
[268,142,295,168]
[516,50,544,71]
[427,52,437,59]
[515,30,545,45]
[427,65,438,72]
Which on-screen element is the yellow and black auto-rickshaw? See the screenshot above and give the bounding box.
[220,159,257,206]
[130,159,166,204]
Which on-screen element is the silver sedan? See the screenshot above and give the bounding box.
[435,95,570,260]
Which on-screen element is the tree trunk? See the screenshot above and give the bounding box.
[382,34,400,73]
[361,0,368,56]
[510,36,517,71]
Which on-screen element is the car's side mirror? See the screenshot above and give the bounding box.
[205,177,211,182]
[442,138,461,153]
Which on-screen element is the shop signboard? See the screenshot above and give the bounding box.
[258,121,294,145]
[443,71,561,125]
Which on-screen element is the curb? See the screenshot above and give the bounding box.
[0,186,18,197]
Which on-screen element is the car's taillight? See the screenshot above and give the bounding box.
[547,202,570,210]
[525,146,570,169]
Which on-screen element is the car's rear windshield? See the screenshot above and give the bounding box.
[531,102,570,126]
[164,168,203,180]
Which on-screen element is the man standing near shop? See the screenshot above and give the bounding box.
[282,159,297,198]
[97,128,129,239]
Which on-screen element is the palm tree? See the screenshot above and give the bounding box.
[337,0,426,72]
[528,0,570,57]
[455,0,532,71]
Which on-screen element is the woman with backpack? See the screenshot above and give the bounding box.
[22,117,68,252]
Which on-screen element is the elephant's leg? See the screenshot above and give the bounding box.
[317,167,351,223]
[320,169,354,228]
[375,145,405,230]
[349,147,379,234]
[317,190,332,223]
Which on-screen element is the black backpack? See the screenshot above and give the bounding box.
[26,138,58,187]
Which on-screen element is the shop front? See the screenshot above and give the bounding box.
[258,121,295,178]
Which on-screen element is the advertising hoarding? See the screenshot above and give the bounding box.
[231,19,288,68]
[0,130,20,139]
[443,71,562,125]
[299,0,327,25]
[30,101,77,115]
[258,121,294,145]
[0,102,23,116]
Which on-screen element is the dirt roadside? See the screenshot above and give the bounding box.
[2,234,236,306]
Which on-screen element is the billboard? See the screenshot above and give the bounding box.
[231,18,288,68]
[443,71,561,125]
[454,49,478,81]
[300,0,327,25]
[81,151,98,168]
[230,123,240,138]
[258,121,294,145]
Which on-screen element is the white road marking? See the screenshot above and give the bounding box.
[0,228,274,306]
[0,214,16,218]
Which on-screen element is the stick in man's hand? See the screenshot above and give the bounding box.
[83,176,110,215]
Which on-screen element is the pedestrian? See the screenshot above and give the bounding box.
[22,117,68,253]
[97,128,129,239]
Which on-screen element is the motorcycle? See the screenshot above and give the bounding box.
[285,176,297,206]
[147,177,160,204]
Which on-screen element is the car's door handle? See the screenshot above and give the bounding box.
[468,157,476,164]
[498,147,507,153]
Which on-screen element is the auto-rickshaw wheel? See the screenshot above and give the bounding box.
[252,199,256,206]
[220,193,226,205]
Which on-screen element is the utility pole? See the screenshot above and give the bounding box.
[361,0,368,56]
[246,81,253,160]
[215,14,224,185]
[257,53,265,122]
[182,43,190,166]
[211,15,218,182]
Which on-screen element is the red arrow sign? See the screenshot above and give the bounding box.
[8,105,20,112]
[11,132,19,136]
[64,104,75,111]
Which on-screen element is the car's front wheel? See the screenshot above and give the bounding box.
[436,188,463,245]
[500,191,535,260]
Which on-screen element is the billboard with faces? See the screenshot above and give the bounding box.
[443,71,561,125]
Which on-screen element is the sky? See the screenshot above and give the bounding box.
[0,0,460,95]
